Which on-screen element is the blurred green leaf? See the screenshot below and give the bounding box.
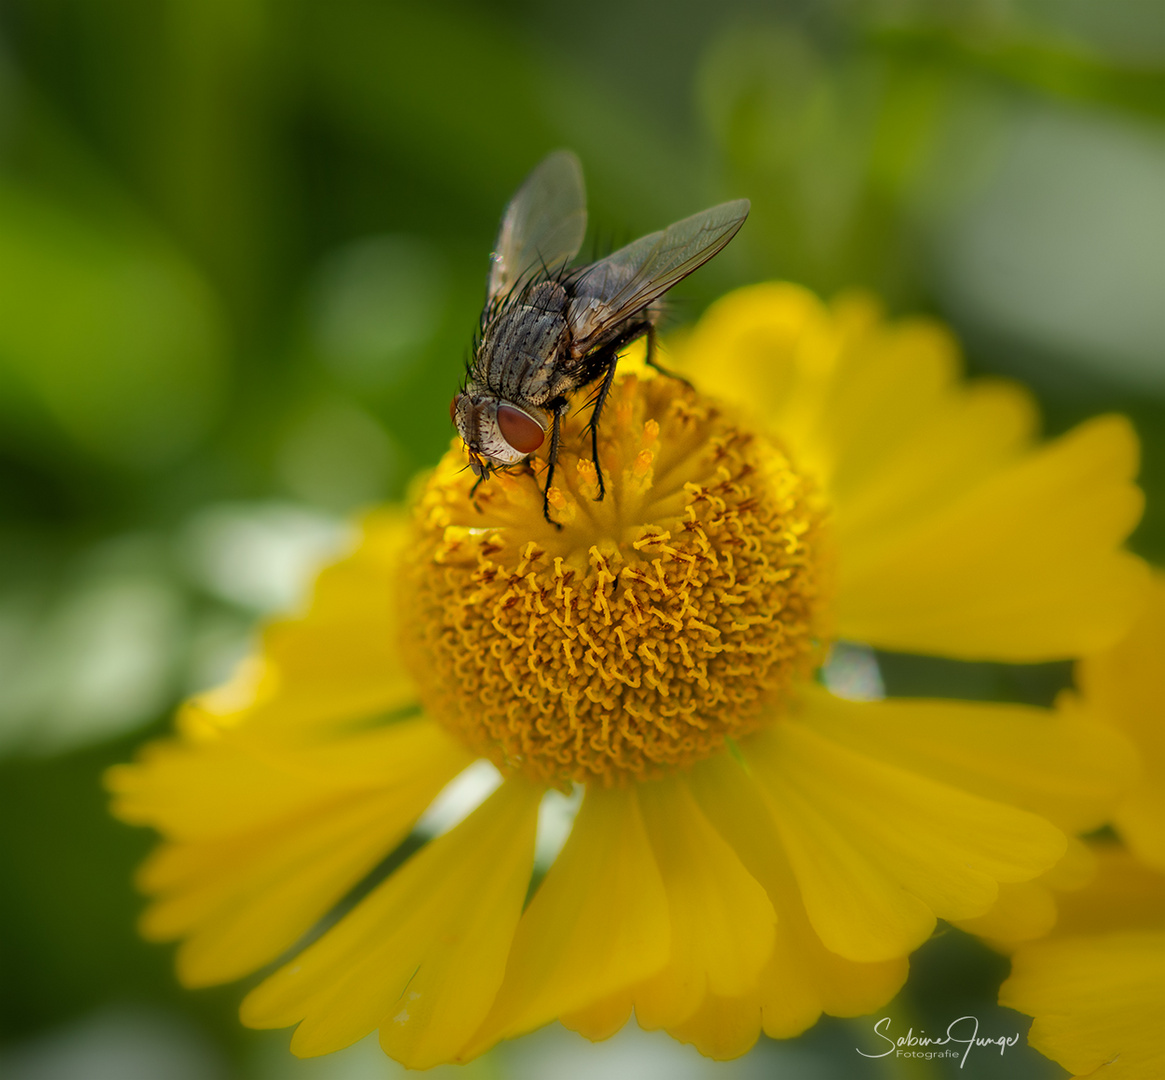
[0,179,229,467]
[873,24,1165,121]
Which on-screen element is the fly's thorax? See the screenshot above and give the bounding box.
[453,389,548,467]
[477,281,572,404]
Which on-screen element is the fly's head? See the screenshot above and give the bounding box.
[451,389,547,478]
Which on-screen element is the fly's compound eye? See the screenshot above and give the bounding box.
[449,393,462,424]
[496,404,545,454]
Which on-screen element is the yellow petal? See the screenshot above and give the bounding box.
[956,836,1098,950]
[108,716,468,840]
[953,881,1058,947]
[797,685,1135,834]
[679,284,1034,531]
[1042,835,1100,892]
[673,282,835,472]
[678,286,964,499]
[957,838,1096,950]
[792,312,977,501]
[184,509,418,739]
[1114,776,1165,876]
[459,785,668,1058]
[1001,932,1165,1080]
[830,378,1037,549]
[1078,571,1165,870]
[836,415,1146,660]
[560,994,633,1042]
[688,753,907,1040]
[678,285,1145,661]
[130,721,469,986]
[666,993,762,1060]
[1052,844,1165,938]
[149,791,427,987]
[240,779,541,1068]
[106,512,430,844]
[746,709,1067,961]
[629,777,775,1030]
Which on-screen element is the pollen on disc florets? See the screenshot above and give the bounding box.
[400,374,831,786]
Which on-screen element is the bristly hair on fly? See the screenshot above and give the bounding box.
[450,150,749,525]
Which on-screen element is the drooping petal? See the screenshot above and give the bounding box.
[1001,932,1165,1080]
[178,509,420,740]
[745,705,1067,962]
[997,844,1164,1077]
[677,285,1146,662]
[835,416,1146,660]
[1077,572,1165,870]
[688,753,907,1044]
[676,285,1031,516]
[109,730,331,840]
[1112,765,1164,874]
[953,881,1058,947]
[957,839,1096,948]
[458,785,669,1058]
[1042,835,1101,892]
[240,778,542,1069]
[560,993,634,1042]
[146,786,437,987]
[828,378,1037,548]
[1051,844,1165,939]
[120,720,471,986]
[629,777,775,1030]
[107,715,469,840]
[672,283,837,473]
[665,993,763,1061]
[796,685,1135,835]
[795,682,1132,950]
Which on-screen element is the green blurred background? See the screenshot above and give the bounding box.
[0,1,1161,1078]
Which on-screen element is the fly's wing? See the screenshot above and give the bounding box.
[566,199,749,351]
[487,150,587,302]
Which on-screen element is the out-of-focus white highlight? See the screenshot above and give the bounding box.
[821,641,885,702]
[415,759,504,838]
[0,1005,226,1080]
[179,501,351,614]
[0,538,186,754]
[535,785,583,871]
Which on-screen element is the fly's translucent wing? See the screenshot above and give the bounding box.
[487,150,587,301]
[566,199,750,350]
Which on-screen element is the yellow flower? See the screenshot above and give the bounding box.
[108,283,1146,1068]
[1000,844,1165,1080]
[1000,576,1165,1080]
[1074,571,1165,871]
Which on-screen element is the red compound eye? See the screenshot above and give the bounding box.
[496,404,545,454]
[449,394,461,424]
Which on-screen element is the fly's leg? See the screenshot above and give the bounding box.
[469,468,490,514]
[585,353,620,502]
[643,324,692,387]
[542,400,568,529]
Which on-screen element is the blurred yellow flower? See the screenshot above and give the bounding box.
[1001,576,1165,1080]
[108,284,1146,1067]
[1074,572,1165,871]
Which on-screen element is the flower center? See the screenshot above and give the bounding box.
[400,374,831,785]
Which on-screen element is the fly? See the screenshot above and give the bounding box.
[451,150,750,526]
